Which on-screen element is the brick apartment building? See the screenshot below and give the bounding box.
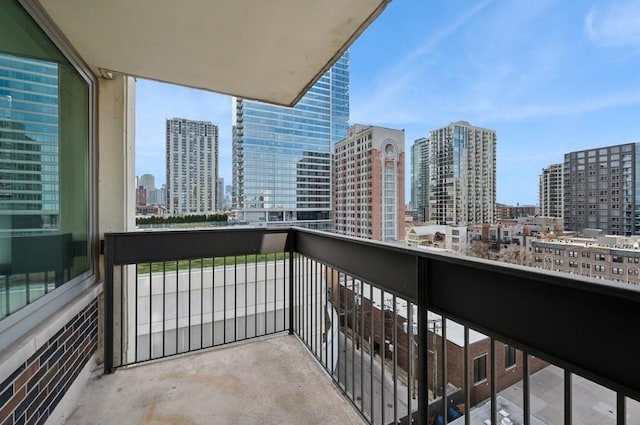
[530,235,640,285]
[328,270,547,409]
[333,124,405,242]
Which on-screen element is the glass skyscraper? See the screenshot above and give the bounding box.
[232,52,349,229]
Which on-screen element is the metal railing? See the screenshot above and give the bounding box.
[104,227,640,425]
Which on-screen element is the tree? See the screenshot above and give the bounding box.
[496,243,527,265]
[466,240,490,259]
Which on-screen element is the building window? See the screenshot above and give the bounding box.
[594,265,606,272]
[473,354,487,384]
[0,0,93,321]
[595,254,606,261]
[505,346,516,369]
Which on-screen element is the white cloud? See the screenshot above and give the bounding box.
[585,1,640,49]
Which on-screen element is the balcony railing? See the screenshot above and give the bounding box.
[104,227,640,425]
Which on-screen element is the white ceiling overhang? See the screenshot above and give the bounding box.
[38,0,390,106]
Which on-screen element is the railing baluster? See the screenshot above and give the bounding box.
[393,293,398,425]
[417,258,428,425]
[323,264,328,370]
[188,259,191,351]
[120,265,124,368]
[149,261,152,359]
[407,302,413,424]
[135,263,138,363]
[342,272,348,390]
[442,316,448,425]
[234,255,237,342]
[162,262,166,357]
[351,279,356,401]
[245,255,249,339]
[464,326,470,425]
[369,282,375,424]
[223,256,227,343]
[175,260,178,354]
[523,352,530,425]
[491,337,497,425]
[312,260,316,356]
[565,369,572,425]
[617,393,626,425]
[200,258,204,348]
[273,253,277,333]
[264,253,268,335]
[318,262,322,360]
[360,281,365,412]
[212,257,216,346]
[381,288,386,425]
[253,255,258,336]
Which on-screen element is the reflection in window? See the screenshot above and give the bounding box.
[1,0,90,319]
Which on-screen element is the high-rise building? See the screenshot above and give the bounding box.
[333,124,405,242]
[0,54,60,235]
[539,164,563,219]
[232,52,349,229]
[411,137,429,222]
[217,177,224,211]
[427,121,496,226]
[563,143,640,235]
[139,174,155,192]
[166,118,218,215]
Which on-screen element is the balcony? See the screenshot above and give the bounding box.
[68,227,640,425]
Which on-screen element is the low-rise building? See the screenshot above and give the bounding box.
[530,235,640,285]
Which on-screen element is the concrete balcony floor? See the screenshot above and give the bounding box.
[66,334,364,425]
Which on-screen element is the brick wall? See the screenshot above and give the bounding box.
[0,299,98,425]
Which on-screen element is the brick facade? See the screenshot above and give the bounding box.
[0,299,98,425]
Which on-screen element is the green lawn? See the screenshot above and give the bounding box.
[135,252,290,274]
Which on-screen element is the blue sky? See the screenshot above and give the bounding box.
[136,0,640,205]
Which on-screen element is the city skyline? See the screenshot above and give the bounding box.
[135,0,640,206]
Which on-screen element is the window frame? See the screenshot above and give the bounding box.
[505,345,517,369]
[0,0,97,350]
[473,354,488,385]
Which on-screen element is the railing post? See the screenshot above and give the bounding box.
[288,228,295,335]
[103,234,114,374]
[417,256,429,425]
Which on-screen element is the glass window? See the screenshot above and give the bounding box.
[473,354,487,383]
[505,345,516,369]
[1,0,91,320]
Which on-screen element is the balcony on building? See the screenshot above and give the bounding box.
[1,1,640,425]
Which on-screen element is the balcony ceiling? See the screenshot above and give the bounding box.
[38,0,389,106]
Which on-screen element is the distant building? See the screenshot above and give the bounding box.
[539,163,563,219]
[135,186,146,207]
[406,225,467,253]
[139,174,155,193]
[411,137,429,222]
[427,121,496,226]
[509,204,538,218]
[563,143,640,235]
[217,178,224,211]
[333,124,405,242]
[166,118,219,215]
[494,203,510,221]
[530,234,640,285]
[148,184,166,206]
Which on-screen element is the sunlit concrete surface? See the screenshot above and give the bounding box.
[66,334,365,425]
